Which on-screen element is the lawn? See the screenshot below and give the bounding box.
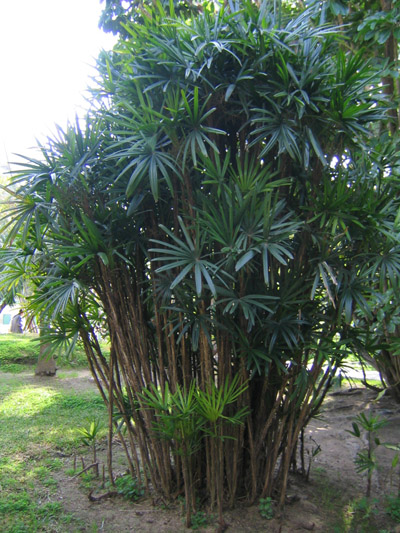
[0,333,89,373]
[0,334,107,532]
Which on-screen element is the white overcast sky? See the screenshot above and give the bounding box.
[0,0,116,172]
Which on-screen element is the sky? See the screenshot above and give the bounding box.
[0,0,116,173]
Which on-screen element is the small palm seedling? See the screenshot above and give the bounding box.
[300,433,322,482]
[259,497,274,519]
[347,412,387,497]
[305,440,322,482]
[77,418,103,476]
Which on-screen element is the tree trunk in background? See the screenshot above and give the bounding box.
[35,346,56,376]
[380,0,399,132]
[35,328,56,376]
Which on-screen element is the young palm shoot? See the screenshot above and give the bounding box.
[78,418,103,477]
[347,412,387,497]
[196,375,249,526]
[140,382,203,528]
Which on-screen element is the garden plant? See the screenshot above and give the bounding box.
[1,0,399,526]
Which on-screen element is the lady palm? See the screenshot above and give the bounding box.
[1,0,398,522]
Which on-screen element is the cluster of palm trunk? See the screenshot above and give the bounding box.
[2,1,399,527]
[78,255,337,525]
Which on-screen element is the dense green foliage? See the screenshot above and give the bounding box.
[320,0,400,397]
[1,0,399,522]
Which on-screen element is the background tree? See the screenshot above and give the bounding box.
[314,0,400,397]
[0,176,29,315]
[348,0,400,399]
[1,0,398,523]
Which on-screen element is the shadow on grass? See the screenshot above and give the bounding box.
[0,373,106,455]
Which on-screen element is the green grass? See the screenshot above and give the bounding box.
[57,371,80,379]
[0,333,109,372]
[313,468,396,532]
[0,370,107,532]
[0,377,106,454]
[0,362,32,373]
[0,334,39,365]
[350,378,382,388]
[0,334,111,531]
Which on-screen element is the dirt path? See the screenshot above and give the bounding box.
[16,368,97,393]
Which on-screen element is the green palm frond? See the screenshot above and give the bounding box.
[151,217,218,296]
[34,277,84,318]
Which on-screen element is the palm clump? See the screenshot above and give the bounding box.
[1,0,398,526]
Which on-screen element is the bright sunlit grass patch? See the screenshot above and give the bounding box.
[0,375,106,456]
[0,456,27,484]
[57,371,79,379]
[0,386,61,417]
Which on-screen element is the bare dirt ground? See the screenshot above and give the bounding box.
[33,371,400,532]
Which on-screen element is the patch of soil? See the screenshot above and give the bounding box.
[33,372,400,531]
[21,368,98,394]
